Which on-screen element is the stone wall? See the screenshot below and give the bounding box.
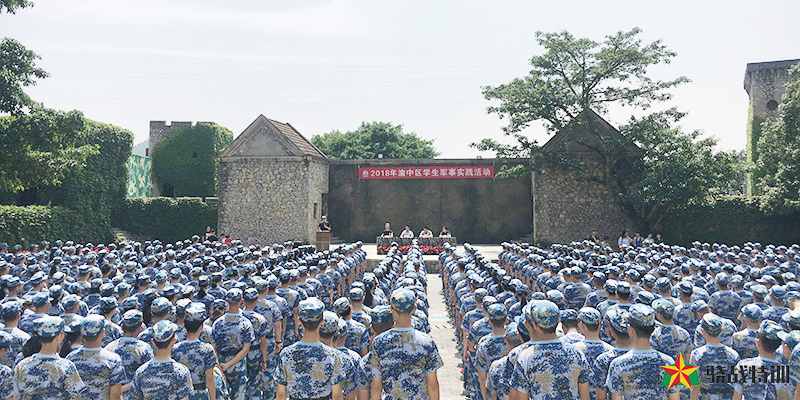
[327,159,532,244]
[533,164,633,245]
[148,121,193,156]
[218,157,327,245]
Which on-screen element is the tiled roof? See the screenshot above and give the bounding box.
[267,118,327,159]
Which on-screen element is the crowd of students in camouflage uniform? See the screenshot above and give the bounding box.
[443,241,800,400]
[0,237,444,400]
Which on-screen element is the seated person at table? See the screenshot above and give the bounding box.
[439,226,451,238]
[380,223,394,238]
[419,227,434,238]
[400,225,414,238]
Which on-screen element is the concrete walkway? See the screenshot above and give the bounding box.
[427,272,466,399]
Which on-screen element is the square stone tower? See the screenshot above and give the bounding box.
[217,115,329,245]
[744,59,800,195]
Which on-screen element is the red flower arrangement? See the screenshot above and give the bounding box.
[377,245,444,255]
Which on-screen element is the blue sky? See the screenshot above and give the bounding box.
[2,0,798,157]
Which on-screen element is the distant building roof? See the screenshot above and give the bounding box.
[219,115,328,161]
[541,109,641,156]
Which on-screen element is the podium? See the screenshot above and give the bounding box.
[316,231,331,252]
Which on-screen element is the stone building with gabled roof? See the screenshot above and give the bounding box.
[217,115,329,245]
[533,109,639,243]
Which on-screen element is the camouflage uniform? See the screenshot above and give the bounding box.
[732,321,794,400]
[129,320,193,400]
[13,316,90,400]
[369,289,443,400]
[511,301,590,400]
[66,315,127,400]
[606,305,677,400]
[275,299,345,400]
[242,303,269,399]
[690,344,739,400]
[211,290,254,400]
[171,306,217,400]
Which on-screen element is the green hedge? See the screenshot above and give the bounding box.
[38,120,133,243]
[151,122,233,197]
[661,196,800,246]
[0,206,83,246]
[114,197,218,243]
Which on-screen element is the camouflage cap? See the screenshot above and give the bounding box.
[781,309,800,330]
[319,311,340,336]
[617,281,632,295]
[691,300,710,314]
[37,316,65,338]
[0,301,21,317]
[152,320,178,342]
[606,307,630,333]
[121,310,144,328]
[185,305,208,323]
[628,304,656,328]
[211,299,228,311]
[332,297,351,315]
[241,288,257,301]
[677,281,694,294]
[514,314,530,338]
[525,300,560,329]
[336,316,348,337]
[751,284,769,298]
[504,321,522,345]
[81,314,106,337]
[636,291,656,305]
[559,309,578,322]
[700,313,723,336]
[225,288,243,303]
[31,292,49,307]
[390,289,416,313]
[771,285,787,300]
[482,296,498,308]
[577,307,601,325]
[369,305,393,326]
[777,330,800,349]
[348,287,364,301]
[545,290,566,306]
[474,288,489,303]
[487,304,508,321]
[151,297,172,317]
[121,297,140,310]
[99,296,118,312]
[299,298,325,322]
[759,320,783,341]
[652,298,676,317]
[741,304,763,322]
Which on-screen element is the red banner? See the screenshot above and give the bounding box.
[358,166,494,180]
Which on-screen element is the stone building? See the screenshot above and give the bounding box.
[147,121,194,156]
[744,59,800,194]
[217,115,329,245]
[532,109,639,243]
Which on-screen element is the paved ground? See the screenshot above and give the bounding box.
[426,271,466,400]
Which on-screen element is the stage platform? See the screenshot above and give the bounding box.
[362,244,502,272]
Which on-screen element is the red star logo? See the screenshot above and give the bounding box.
[661,354,699,389]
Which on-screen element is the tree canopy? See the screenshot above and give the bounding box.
[755,65,800,210]
[0,106,99,192]
[312,121,438,160]
[475,27,743,233]
[151,122,233,197]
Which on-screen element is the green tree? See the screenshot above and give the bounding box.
[0,0,33,14]
[619,109,745,230]
[0,106,99,192]
[755,65,800,210]
[312,121,438,160]
[474,28,746,233]
[151,122,234,197]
